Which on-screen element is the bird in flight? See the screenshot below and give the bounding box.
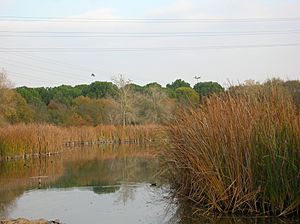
[91,73,95,77]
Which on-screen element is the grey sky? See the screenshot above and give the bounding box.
[0,0,299,87]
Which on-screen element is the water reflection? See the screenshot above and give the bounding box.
[0,144,163,223]
[1,145,299,224]
[5,185,171,224]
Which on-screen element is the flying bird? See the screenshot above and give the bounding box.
[91,73,95,77]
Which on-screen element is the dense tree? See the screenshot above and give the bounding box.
[8,72,298,127]
[8,93,34,123]
[51,85,83,106]
[47,100,75,125]
[35,87,52,105]
[144,82,162,89]
[166,79,190,89]
[175,87,199,106]
[16,87,43,105]
[193,82,224,98]
[84,81,118,99]
[0,72,33,125]
[73,96,107,125]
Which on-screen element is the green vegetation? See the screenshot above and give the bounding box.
[2,74,227,126]
[1,70,300,217]
[163,83,300,217]
[175,87,199,107]
[193,81,224,99]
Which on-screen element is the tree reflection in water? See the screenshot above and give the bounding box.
[0,144,159,219]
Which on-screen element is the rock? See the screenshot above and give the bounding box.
[150,183,157,187]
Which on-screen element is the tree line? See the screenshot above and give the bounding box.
[0,72,299,126]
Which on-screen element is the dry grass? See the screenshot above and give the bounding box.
[163,86,300,216]
[0,124,165,159]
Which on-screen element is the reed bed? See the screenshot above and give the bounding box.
[163,86,300,217]
[0,124,165,159]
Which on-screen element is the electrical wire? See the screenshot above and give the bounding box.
[0,16,300,23]
[0,30,300,37]
[0,43,299,52]
[3,52,116,77]
[0,59,89,84]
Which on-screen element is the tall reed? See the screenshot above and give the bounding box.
[0,124,165,159]
[163,86,300,216]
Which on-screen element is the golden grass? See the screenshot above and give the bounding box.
[163,86,300,216]
[0,124,165,159]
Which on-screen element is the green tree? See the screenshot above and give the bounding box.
[166,79,191,99]
[84,81,118,99]
[51,85,82,106]
[36,87,52,105]
[16,86,43,105]
[175,87,199,106]
[193,82,224,98]
[144,82,162,89]
[166,79,190,89]
[16,86,49,122]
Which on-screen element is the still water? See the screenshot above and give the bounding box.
[0,145,299,224]
[0,145,173,224]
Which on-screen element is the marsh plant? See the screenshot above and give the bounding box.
[0,124,164,159]
[164,85,300,217]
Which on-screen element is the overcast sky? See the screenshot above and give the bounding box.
[0,0,299,87]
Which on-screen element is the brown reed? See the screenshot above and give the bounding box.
[0,124,165,159]
[163,85,300,217]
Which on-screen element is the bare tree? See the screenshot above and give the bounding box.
[112,74,137,126]
[138,86,175,124]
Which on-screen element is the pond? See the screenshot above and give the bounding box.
[0,145,299,224]
[0,145,174,224]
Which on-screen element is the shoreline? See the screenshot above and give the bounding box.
[0,219,60,224]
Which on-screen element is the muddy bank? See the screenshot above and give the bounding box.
[0,218,60,224]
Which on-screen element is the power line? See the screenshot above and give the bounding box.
[5,69,65,85]
[0,16,300,23]
[1,30,300,34]
[7,52,94,74]
[0,56,88,82]
[4,52,117,77]
[0,43,299,52]
[1,30,300,38]
[0,59,79,83]
[4,30,300,33]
